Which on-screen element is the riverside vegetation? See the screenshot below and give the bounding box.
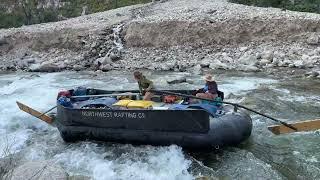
[0,0,151,28]
[1,0,319,29]
[230,0,320,14]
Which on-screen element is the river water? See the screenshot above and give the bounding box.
[0,70,319,179]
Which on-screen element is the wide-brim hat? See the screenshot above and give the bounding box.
[204,74,215,82]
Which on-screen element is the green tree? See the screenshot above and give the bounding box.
[230,0,320,13]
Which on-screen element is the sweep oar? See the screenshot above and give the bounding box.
[151,90,298,132]
[36,105,57,118]
[16,93,139,123]
[16,101,54,124]
[267,119,320,135]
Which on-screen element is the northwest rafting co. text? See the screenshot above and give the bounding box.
[81,111,146,119]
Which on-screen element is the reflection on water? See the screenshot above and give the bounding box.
[0,70,319,179]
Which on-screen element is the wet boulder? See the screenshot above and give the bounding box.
[305,71,319,78]
[162,61,176,71]
[238,54,258,66]
[28,63,41,72]
[259,59,271,66]
[24,58,36,64]
[261,51,274,61]
[16,60,29,69]
[238,64,259,72]
[109,52,121,61]
[159,64,171,71]
[154,56,165,62]
[200,58,211,68]
[209,59,230,70]
[100,64,112,72]
[166,76,187,84]
[0,155,19,178]
[29,63,61,72]
[175,61,188,72]
[95,56,112,65]
[5,161,68,180]
[0,38,8,46]
[306,34,320,45]
[73,65,85,71]
[293,60,305,68]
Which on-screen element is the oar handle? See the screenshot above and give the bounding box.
[37,105,57,118]
[151,90,297,131]
[70,93,140,98]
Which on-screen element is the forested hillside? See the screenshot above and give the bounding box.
[230,0,320,14]
[0,0,151,28]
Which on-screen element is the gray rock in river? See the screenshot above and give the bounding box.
[29,63,61,72]
[0,155,19,178]
[73,65,85,71]
[6,161,68,180]
[306,33,320,45]
[166,76,187,84]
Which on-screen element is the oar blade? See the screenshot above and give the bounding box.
[268,119,320,135]
[16,101,54,124]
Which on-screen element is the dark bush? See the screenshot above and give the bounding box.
[229,0,320,14]
[0,13,25,29]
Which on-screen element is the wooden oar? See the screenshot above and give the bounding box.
[268,119,320,135]
[36,105,57,118]
[151,90,299,132]
[16,101,54,124]
[16,93,140,123]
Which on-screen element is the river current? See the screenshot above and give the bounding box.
[0,70,319,179]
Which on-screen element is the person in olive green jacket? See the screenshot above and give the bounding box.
[133,71,154,100]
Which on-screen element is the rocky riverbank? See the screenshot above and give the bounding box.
[0,0,320,79]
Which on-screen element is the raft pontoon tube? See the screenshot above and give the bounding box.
[55,89,252,149]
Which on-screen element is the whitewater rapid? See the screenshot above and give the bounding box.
[0,71,319,179]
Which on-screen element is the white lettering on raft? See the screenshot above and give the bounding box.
[81,111,146,119]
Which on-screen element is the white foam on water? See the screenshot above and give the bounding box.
[113,24,124,51]
[278,93,320,106]
[270,86,320,106]
[53,143,193,180]
[0,72,102,157]
[0,74,57,128]
[4,71,316,179]
[220,77,277,96]
[0,73,59,156]
[293,151,300,155]
[272,88,291,94]
[307,156,319,163]
[0,72,194,179]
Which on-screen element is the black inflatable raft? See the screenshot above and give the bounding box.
[55,89,252,149]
